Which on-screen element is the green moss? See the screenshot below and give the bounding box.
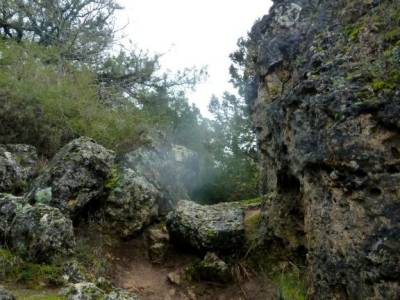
[344,24,362,41]
[371,79,396,91]
[384,28,400,43]
[241,197,263,206]
[105,167,120,190]
[11,289,66,300]
[0,248,63,288]
[275,270,307,300]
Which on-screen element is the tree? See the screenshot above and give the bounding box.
[0,0,121,63]
[192,92,259,203]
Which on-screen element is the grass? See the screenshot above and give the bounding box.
[240,197,263,207]
[0,248,63,289]
[9,289,66,300]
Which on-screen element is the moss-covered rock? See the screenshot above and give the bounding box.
[167,200,245,253]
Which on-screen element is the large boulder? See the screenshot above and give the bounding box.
[27,137,115,219]
[187,252,233,284]
[0,144,38,193]
[9,203,75,262]
[166,200,245,253]
[101,170,160,238]
[0,195,75,262]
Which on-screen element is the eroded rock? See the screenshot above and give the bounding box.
[187,252,232,284]
[241,0,400,298]
[0,144,38,193]
[166,200,245,253]
[28,137,115,219]
[101,171,159,238]
[9,203,75,262]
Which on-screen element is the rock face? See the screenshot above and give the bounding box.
[166,200,245,253]
[28,137,115,219]
[0,144,38,193]
[0,195,75,262]
[240,0,400,298]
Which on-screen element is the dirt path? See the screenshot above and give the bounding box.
[109,215,277,300]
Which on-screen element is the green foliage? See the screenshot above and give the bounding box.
[10,289,66,300]
[105,168,121,191]
[344,25,362,41]
[371,79,396,91]
[0,248,63,288]
[275,269,307,300]
[0,40,143,156]
[193,92,259,204]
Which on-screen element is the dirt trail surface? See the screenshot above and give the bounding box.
[109,221,277,300]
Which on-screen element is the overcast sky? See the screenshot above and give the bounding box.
[116,0,272,116]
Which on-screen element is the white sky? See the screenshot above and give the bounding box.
[116,0,272,116]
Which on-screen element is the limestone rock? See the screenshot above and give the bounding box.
[146,224,170,263]
[241,0,400,298]
[63,282,103,300]
[0,144,38,193]
[166,200,245,253]
[104,289,139,300]
[9,203,75,262]
[188,252,232,284]
[28,137,115,219]
[101,171,159,238]
[63,283,139,300]
[0,288,15,300]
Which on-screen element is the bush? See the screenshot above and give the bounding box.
[0,40,143,156]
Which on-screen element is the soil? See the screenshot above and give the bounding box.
[109,211,277,300]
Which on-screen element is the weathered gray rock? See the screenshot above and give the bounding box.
[63,282,103,300]
[0,144,38,193]
[0,194,25,240]
[187,252,232,284]
[101,170,159,238]
[62,260,88,284]
[63,283,139,300]
[9,203,75,262]
[166,200,245,252]
[241,0,400,298]
[28,137,115,219]
[104,289,139,300]
[0,288,15,300]
[146,224,170,263]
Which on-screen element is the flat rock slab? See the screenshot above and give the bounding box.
[166,200,245,253]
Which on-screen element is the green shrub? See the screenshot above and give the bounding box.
[0,40,144,156]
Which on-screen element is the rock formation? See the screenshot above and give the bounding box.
[167,200,245,253]
[240,0,400,298]
[27,137,116,219]
[0,144,38,194]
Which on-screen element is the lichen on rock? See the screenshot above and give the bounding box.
[166,200,245,253]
